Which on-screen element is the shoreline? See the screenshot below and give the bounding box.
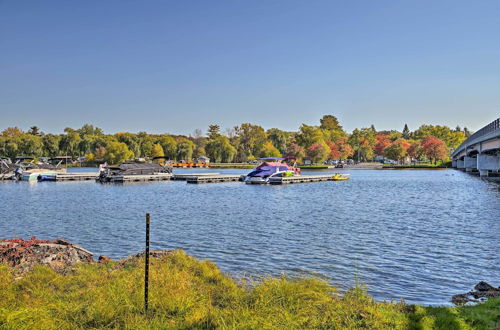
[1,238,498,329]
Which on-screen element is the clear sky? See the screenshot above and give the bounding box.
[1,0,499,135]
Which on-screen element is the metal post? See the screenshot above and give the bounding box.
[145,213,150,313]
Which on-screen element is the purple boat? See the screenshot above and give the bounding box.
[245,157,300,184]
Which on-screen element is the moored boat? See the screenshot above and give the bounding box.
[98,157,173,182]
[245,157,300,184]
[332,173,350,181]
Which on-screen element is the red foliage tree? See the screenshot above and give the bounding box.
[306,143,329,163]
[422,136,448,163]
[325,141,341,160]
[374,135,391,156]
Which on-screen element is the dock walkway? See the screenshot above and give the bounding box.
[186,174,244,184]
[53,173,99,181]
[268,174,335,185]
[172,173,220,181]
[108,173,173,182]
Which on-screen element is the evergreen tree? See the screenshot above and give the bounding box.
[402,124,410,139]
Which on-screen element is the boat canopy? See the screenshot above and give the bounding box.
[246,162,294,178]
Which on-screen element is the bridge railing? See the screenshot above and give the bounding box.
[452,118,500,157]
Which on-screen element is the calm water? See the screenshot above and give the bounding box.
[1,168,498,305]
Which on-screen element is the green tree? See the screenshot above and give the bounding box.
[115,133,141,157]
[28,126,42,136]
[260,141,282,158]
[295,124,324,148]
[349,128,376,161]
[320,115,343,131]
[234,123,267,161]
[205,136,236,163]
[402,124,410,139]
[77,124,103,137]
[267,128,289,154]
[176,140,194,161]
[151,143,165,162]
[156,136,177,160]
[59,131,82,157]
[104,142,134,164]
[42,134,61,157]
[207,125,221,139]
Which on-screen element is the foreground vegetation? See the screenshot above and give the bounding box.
[0,250,497,329]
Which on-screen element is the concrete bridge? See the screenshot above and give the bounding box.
[451,118,500,179]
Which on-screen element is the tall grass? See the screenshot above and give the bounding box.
[0,250,498,329]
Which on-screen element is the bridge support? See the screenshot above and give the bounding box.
[477,153,500,177]
[464,156,477,172]
[456,159,465,169]
[452,160,457,168]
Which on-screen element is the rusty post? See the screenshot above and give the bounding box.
[145,213,150,313]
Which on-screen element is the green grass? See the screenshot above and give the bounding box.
[0,250,498,329]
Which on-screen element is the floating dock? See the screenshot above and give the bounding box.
[106,173,173,182]
[172,173,220,181]
[50,173,99,181]
[186,174,244,184]
[268,174,337,185]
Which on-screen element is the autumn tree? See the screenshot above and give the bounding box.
[285,143,305,160]
[325,141,341,160]
[374,135,391,156]
[407,141,424,161]
[306,143,330,164]
[422,136,448,164]
[384,138,410,163]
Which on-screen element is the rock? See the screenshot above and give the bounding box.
[0,238,94,274]
[451,281,500,305]
[451,294,474,306]
[98,255,112,263]
[474,281,496,292]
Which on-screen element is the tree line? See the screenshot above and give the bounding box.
[0,116,470,164]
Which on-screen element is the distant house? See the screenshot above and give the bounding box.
[197,156,210,164]
[302,157,312,165]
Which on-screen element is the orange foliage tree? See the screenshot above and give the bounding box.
[422,136,448,164]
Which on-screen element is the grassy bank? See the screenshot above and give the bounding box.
[0,250,498,329]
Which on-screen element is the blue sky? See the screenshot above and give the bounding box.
[1,0,499,135]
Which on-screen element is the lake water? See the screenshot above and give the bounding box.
[0,168,498,305]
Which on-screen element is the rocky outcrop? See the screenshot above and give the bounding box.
[0,237,94,274]
[451,281,500,305]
